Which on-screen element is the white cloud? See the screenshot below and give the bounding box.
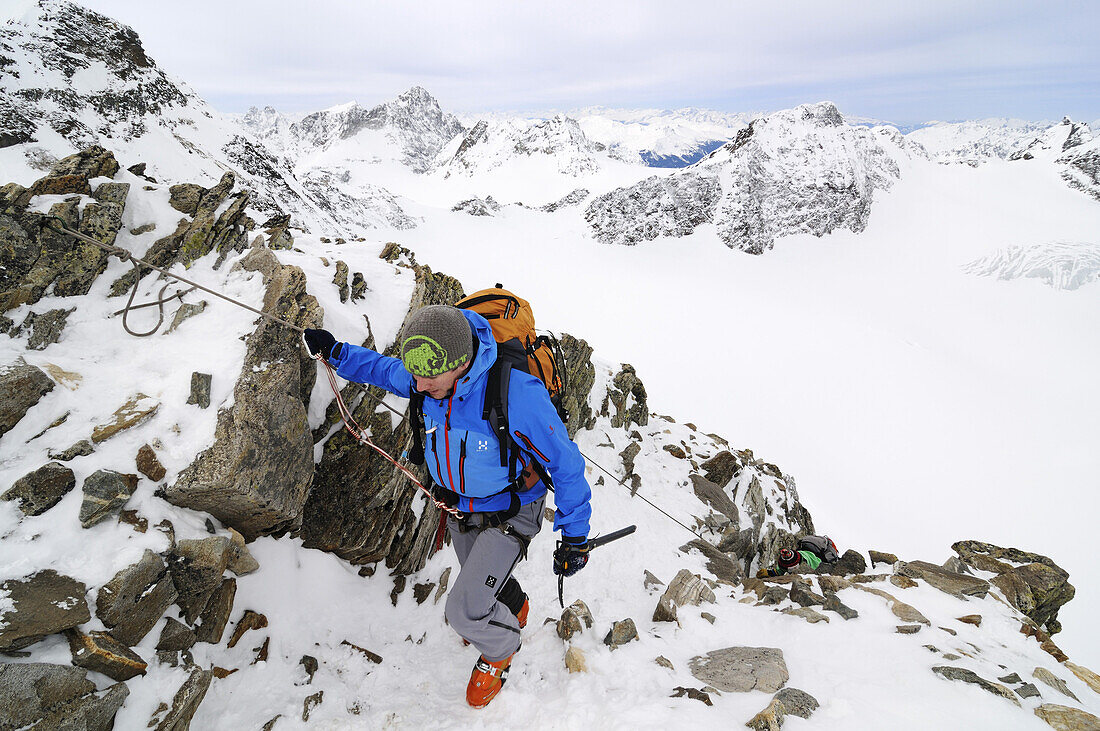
[59,0,1100,121]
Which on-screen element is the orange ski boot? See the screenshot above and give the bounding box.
[466,650,517,708]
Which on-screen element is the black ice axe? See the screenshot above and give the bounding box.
[557,524,637,608]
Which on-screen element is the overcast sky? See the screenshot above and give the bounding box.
[40,1,1100,123]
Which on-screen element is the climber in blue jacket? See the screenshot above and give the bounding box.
[304,304,592,708]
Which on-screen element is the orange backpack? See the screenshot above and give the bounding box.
[455,286,569,483]
[456,286,565,408]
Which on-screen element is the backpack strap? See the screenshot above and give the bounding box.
[483,358,518,482]
[408,391,426,465]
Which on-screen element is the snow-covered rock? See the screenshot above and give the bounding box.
[240,87,464,174]
[963,241,1100,290]
[436,114,610,178]
[0,0,416,237]
[906,118,1054,164]
[585,102,901,254]
[1009,117,1093,161]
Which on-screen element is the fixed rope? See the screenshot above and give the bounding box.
[43,216,304,335]
[45,217,700,538]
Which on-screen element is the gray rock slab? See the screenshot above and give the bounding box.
[195,578,236,644]
[67,629,148,681]
[80,469,138,528]
[0,358,54,438]
[97,549,178,646]
[0,570,90,651]
[1033,703,1100,730]
[823,549,868,576]
[932,666,1020,706]
[155,666,213,731]
[823,591,859,620]
[157,618,197,652]
[0,662,128,731]
[1016,683,1041,699]
[898,560,990,599]
[679,539,743,583]
[1033,667,1080,701]
[783,606,830,624]
[1,461,75,516]
[689,473,740,524]
[23,307,75,350]
[0,662,94,729]
[689,646,789,693]
[167,536,233,624]
[790,578,826,607]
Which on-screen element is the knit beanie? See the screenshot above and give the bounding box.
[399,305,474,377]
[777,548,799,569]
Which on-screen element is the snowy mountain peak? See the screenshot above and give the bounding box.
[245,87,465,173]
[586,102,901,253]
[436,113,609,179]
[0,0,190,148]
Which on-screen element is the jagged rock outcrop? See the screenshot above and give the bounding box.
[586,103,901,254]
[1009,117,1092,161]
[0,3,187,149]
[164,244,321,539]
[541,188,590,213]
[452,195,501,216]
[300,266,463,572]
[1060,143,1100,202]
[300,169,418,231]
[0,147,128,313]
[952,540,1074,634]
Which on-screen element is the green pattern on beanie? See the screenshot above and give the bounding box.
[399,305,473,377]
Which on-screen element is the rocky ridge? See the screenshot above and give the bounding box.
[0,0,418,237]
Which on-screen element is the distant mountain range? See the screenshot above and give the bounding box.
[2,0,1097,246]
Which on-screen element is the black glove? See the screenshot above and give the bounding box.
[303,328,338,360]
[553,535,589,577]
[756,566,785,579]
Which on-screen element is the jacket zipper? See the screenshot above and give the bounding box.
[431,429,444,488]
[443,396,456,491]
[459,435,467,494]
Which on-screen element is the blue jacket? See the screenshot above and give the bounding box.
[330,310,592,539]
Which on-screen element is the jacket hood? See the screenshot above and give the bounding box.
[452,309,497,398]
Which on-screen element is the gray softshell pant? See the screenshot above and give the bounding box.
[444,496,545,662]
